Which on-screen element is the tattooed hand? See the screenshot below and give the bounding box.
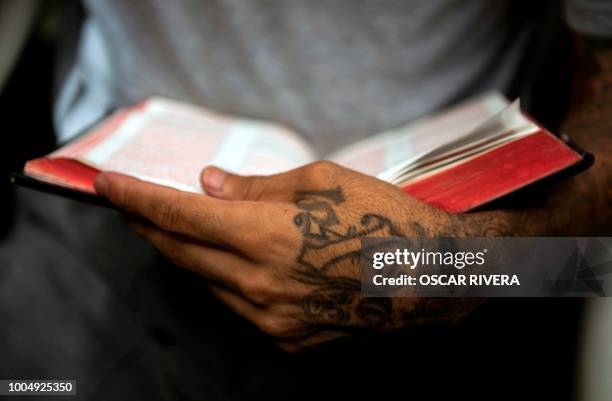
[94,162,475,351]
[92,34,611,351]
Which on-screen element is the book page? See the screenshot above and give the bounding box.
[382,100,539,185]
[52,97,317,193]
[327,92,509,176]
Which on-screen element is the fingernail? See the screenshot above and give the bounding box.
[202,167,226,193]
[94,173,109,195]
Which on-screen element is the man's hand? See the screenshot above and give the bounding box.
[92,34,611,352]
[94,161,473,351]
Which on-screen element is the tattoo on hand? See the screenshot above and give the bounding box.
[293,186,402,273]
[291,186,458,331]
[291,186,398,328]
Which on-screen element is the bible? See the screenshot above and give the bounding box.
[11,92,592,212]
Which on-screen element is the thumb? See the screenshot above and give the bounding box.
[200,166,297,201]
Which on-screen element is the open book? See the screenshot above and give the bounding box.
[13,93,592,212]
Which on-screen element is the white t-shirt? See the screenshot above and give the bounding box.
[55,0,612,154]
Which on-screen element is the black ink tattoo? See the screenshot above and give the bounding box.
[292,186,402,328]
[301,287,353,325]
[356,297,393,327]
[291,187,477,330]
[293,186,402,274]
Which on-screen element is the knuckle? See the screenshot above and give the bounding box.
[304,161,341,182]
[249,215,295,258]
[157,242,188,266]
[257,315,288,337]
[211,207,239,244]
[240,177,264,201]
[240,270,275,305]
[109,183,131,209]
[313,160,337,174]
[277,342,301,353]
[198,206,219,230]
[263,233,294,260]
[152,199,180,230]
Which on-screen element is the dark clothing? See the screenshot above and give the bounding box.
[0,189,581,400]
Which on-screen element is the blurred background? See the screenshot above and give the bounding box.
[0,1,610,400]
[1,0,59,237]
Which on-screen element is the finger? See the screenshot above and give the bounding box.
[200,166,303,202]
[210,284,307,339]
[95,172,254,247]
[200,160,346,202]
[130,220,255,292]
[209,283,263,317]
[276,331,348,353]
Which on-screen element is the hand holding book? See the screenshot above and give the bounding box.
[93,160,476,351]
[9,91,595,350]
